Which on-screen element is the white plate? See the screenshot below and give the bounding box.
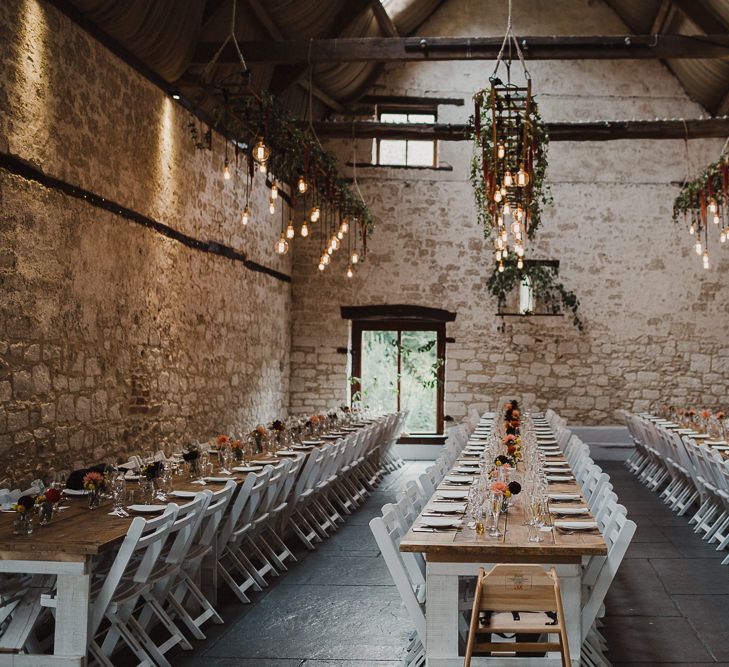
[275,450,298,456]
[553,520,599,530]
[256,459,279,464]
[549,506,589,515]
[444,475,474,484]
[233,466,263,473]
[63,488,90,496]
[301,440,322,446]
[458,461,481,468]
[436,490,469,500]
[549,493,582,501]
[419,516,461,528]
[427,502,467,513]
[544,462,570,468]
[170,490,198,498]
[128,504,166,513]
[124,474,140,481]
[544,451,563,457]
[547,475,574,481]
[203,477,233,483]
[539,445,560,450]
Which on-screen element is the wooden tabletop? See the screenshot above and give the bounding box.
[400,428,608,563]
[0,452,299,563]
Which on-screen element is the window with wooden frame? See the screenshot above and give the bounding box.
[373,107,438,168]
[343,305,455,439]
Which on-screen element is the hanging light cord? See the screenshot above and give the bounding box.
[351,120,366,206]
[201,0,248,82]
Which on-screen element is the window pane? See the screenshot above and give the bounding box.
[406,140,435,166]
[407,113,436,124]
[380,112,409,124]
[379,139,407,165]
[400,330,438,433]
[360,330,399,414]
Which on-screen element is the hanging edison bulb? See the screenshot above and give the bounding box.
[301,222,309,237]
[297,176,308,194]
[503,170,513,187]
[310,206,320,223]
[516,244,524,257]
[327,244,333,255]
[500,185,506,197]
[689,223,696,235]
[252,137,270,165]
[346,265,354,278]
[497,215,504,228]
[721,229,727,243]
[341,219,349,233]
[337,230,344,240]
[496,237,504,250]
[500,229,508,243]
[269,198,276,214]
[286,219,295,239]
[274,232,289,255]
[709,199,718,214]
[497,143,505,159]
[494,190,503,203]
[498,261,505,273]
[703,250,710,269]
[714,214,721,226]
[322,252,331,265]
[331,236,340,251]
[351,250,360,264]
[517,257,523,269]
[503,201,511,217]
[318,260,326,271]
[494,250,501,262]
[223,158,231,180]
[502,248,508,258]
[695,240,702,254]
[515,207,524,221]
[241,206,250,226]
[516,164,529,187]
[270,181,278,200]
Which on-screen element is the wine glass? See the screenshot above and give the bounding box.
[111,473,127,516]
[488,492,503,538]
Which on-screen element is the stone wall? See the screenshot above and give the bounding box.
[289,0,729,424]
[0,0,292,482]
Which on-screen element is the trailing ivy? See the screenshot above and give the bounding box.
[487,256,584,331]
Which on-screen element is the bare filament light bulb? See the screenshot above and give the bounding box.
[286,220,295,239]
[241,206,250,226]
[274,232,289,255]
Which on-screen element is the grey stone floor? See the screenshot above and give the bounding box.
[169,457,729,666]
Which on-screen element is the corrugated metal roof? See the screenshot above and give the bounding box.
[606,0,729,115]
[65,0,729,117]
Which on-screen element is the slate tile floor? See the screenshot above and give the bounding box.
[169,459,729,666]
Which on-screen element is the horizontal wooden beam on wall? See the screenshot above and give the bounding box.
[302,117,729,141]
[194,34,729,64]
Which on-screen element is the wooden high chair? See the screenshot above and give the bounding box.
[464,565,571,667]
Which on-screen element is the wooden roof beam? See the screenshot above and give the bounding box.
[303,117,729,141]
[371,0,399,37]
[194,34,729,63]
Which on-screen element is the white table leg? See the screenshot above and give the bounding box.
[55,573,90,661]
[555,564,582,666]
[425,564,459,666]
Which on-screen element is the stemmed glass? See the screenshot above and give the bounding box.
[488,492,503,538]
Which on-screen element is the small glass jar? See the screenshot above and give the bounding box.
[14,513,33,535]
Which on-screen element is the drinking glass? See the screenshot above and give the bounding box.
[112,474,127,514]
[488,492,502,538]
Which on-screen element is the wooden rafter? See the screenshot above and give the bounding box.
[193,34,729,64]
[244,0,343,111]
[301,117,729,141]
[371,0,399,37]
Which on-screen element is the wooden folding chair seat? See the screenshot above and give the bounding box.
[464,565,571,667]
